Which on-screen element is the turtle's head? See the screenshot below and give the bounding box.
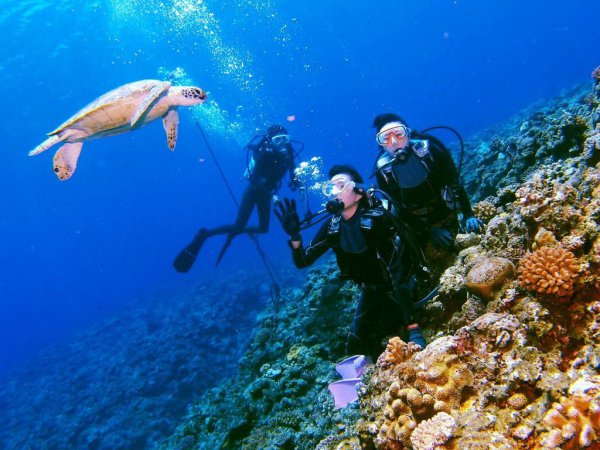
[172,86,207,106]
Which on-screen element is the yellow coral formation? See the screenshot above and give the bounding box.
[472,200,498,223]
[541,394,600,448]
[465,256,516,300]
[532,227,558,250]
[518,246,580,297]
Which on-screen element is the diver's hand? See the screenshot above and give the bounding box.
[429,227,454,250]
[274,198,301,241]
[464,216,484,234]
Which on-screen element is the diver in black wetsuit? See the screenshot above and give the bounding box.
[275,164,426,359]
[373,113,483,250]
[173,124,300,272]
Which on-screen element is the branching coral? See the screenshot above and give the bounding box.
[472,200,498,223]
[540,394,600,448]
[518,246,581,297]
[379,337,421,369]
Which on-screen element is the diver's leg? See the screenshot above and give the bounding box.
[214,185,260,265]
[392,276,426,348]
[345,285,384,359]
[243,191,271,234]
[202,185,257,237]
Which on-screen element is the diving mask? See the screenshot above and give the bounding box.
[321,174,355,198]
[376,125,409,147]
[271,134,291,146]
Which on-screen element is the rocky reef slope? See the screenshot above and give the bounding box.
[163,72,600,449]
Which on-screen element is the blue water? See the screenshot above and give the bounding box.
[0,0,598,374]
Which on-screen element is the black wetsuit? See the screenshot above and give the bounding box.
[291,204,417,359]
[205,140,296,239]
[375,137,474,243]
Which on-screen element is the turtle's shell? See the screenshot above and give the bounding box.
[49,79,169,136]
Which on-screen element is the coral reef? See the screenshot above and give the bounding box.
[155,73,600,450]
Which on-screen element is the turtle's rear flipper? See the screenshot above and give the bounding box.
[53,142,83,181]
[29,135,61,156]
[130,81,171,129]
[162,108,179,150]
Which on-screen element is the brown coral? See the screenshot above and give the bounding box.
[592,66,600,82]
[518,246,580,297]
[465,256,516,300]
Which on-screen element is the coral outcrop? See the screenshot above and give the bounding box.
[465,255,515,300]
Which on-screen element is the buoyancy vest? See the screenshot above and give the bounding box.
[325,208,397,284]
[376,139,461,220]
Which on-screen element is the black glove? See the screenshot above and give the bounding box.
[288,178,302,191]
[274,198,302,241]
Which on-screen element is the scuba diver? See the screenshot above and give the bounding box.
[275,164,426,359]
[373,113,483,251]
[173,124,301,272]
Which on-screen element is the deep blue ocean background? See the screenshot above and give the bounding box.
[1,0,599,375]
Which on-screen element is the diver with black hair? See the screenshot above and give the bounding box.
[174,124,301,272]
[275,164,426,359]
[373,113,483,251]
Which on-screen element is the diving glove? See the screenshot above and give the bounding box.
[464,216,484,234]
[274,197,302,241]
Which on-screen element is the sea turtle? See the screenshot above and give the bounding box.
[29,79,207,181]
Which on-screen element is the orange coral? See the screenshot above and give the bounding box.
[379,337,421,368]
[540,394,600,449]
[518,246,580,297]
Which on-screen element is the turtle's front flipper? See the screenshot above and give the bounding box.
[53,142,83,181]
[130,81,171,129]
[29,134,62,156]
[162,108,179,150]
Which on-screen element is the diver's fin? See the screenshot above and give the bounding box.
[173,229,207,273]
[215,234,236,266]
[335,355,371,379]
[328,378,362,410]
